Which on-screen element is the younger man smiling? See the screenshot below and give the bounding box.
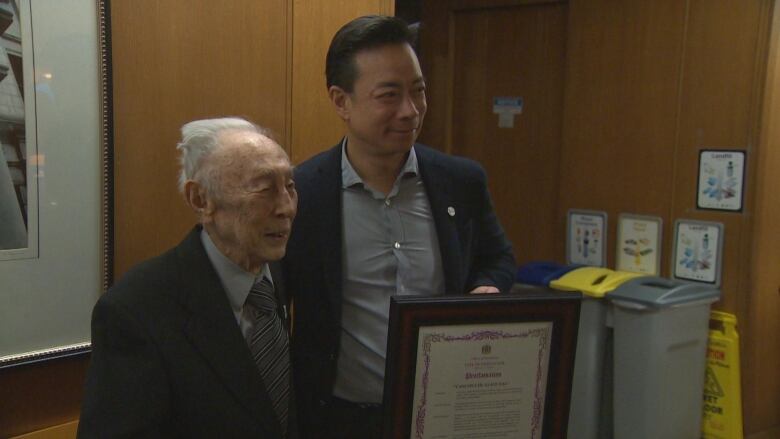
[282,15,516,438]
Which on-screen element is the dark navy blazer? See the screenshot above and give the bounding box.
[282,143,515,437]
[79,226,295,438]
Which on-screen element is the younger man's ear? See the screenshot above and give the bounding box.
[328,85,350,121]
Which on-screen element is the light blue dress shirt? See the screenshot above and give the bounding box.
[201,229,273,339]
[333,141,444,403]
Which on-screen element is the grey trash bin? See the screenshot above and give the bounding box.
[609,277,720,439]
[548,267,647,439]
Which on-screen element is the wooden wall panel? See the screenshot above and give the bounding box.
[671,3,776,431]
[558,0,688,267]
[559,0,777,435]
[0,355,88,438]
[745,0,780,432]
[111,0,290,278]
[672,0,769,313]
[420,0,567,264]
[448,4,567,263]
[290,0,394,163]
[417,0,450,152]
[419,0,563,153]
[424,0,778,435]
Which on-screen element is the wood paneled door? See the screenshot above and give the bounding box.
[420,0,568,265]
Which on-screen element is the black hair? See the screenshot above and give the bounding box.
[325,15,414,92]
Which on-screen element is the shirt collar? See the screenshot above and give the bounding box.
[340,137,419,189]
[200,229,273,313]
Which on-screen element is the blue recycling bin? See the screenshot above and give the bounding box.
[515,261,581,286]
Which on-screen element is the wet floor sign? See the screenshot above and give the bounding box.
[702,311,743,439]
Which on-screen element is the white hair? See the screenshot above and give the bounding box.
[176,117,268,195]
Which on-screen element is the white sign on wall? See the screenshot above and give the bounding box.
[616,214,662,275]
[492,96,523,128]
[697,150,746,212]
[672,220,724,286]
[566,209,607,267]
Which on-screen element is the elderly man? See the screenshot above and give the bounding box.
[78,118,297,438]
[283,15,516,438]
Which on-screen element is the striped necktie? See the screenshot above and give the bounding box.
[245,276,290,433]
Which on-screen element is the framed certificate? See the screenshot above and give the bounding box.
[615,214,663,275]
[566,209,607,267]
[383,292,580,439]
[672,220,724,286]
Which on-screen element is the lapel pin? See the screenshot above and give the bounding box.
[447,206,456,217]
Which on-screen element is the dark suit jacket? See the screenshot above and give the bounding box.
[78,226,295,438]
[282,142,515,436]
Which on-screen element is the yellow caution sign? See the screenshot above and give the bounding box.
[702,311,744,439]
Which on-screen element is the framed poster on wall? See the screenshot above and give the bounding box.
[0,0,37,260]
[0,0,112,367]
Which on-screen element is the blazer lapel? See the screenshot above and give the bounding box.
[416,146,462,295]
[313,144,344,317]
[176,228,282,437]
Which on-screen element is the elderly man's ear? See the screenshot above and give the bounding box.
[184,180,214,221]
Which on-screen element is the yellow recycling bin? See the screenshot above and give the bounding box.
[702,311,744,439]
[549,267,647,439]
[550,266,646,297]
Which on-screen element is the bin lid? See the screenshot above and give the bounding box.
[516,261,582,286]
[609,277,721,308]
[549,267,646,298]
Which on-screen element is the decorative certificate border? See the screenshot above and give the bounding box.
[0,0,113,368]
[615,214,663,275]
[672,219,724,286]
[696,149,746,212]
[413,325,551,439]
[383,293,580,439]
[566,209,607,267]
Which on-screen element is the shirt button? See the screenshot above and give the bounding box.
[394,242,401,249]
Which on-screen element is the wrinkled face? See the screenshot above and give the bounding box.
[203,131,297,271]
[334,43,427,158]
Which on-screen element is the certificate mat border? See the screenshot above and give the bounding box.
[382,292,581,439]
[0,0,113,369]
[414,322,552,438]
